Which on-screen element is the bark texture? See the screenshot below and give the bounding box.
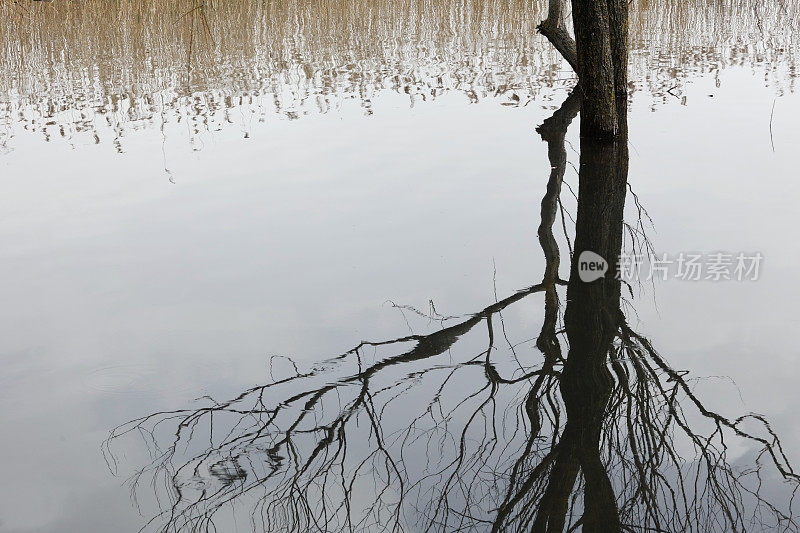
[554,0,628,138]
[538,0,628,138]
[607,0,629,98]
[537,0,579,73]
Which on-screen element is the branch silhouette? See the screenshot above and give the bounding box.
[105,90,800,533]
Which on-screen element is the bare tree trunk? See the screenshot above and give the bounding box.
[571,0,617,138]
[539,0,628,139]
[607,0,629,98]
[536,0,630,139]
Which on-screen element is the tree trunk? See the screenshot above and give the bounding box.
[571,0,617,138]
[607,0,629,98]
[534,0,629,139]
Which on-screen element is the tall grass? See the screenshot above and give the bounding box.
[0,0,549,79]
[2,0,794,95]
[0,0,796,150]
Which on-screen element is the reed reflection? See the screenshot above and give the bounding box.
[1,0,797,152]
[105,90,800,532]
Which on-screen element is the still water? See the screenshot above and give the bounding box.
[1,0,800,531]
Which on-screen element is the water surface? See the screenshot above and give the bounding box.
[1,1,799,531]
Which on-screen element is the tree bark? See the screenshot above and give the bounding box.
[571,0,617,138]
[537,0,579,73]
[538,0,628,138]
[607,0,629,98]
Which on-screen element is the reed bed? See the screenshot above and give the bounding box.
[0,0,796,149]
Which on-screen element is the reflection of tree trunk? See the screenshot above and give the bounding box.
[490,93,581,533]
[109,88,800,531]
[549,0,630,516]
[536,103,629,532]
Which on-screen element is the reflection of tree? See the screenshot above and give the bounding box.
[106,92,799,532]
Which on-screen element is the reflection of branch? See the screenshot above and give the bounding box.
[536,87,581,282]
[601,320,800,532]
[106,90,800,533]
[103,92,579,529]
[104,276,562,531]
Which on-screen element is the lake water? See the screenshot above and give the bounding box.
[1,1,799,531]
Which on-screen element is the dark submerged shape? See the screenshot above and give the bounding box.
[533,100,629,532]
[105,92,800,532]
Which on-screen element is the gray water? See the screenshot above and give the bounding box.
[1,1,800,531]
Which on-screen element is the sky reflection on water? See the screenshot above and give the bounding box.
[1,1,800,531]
